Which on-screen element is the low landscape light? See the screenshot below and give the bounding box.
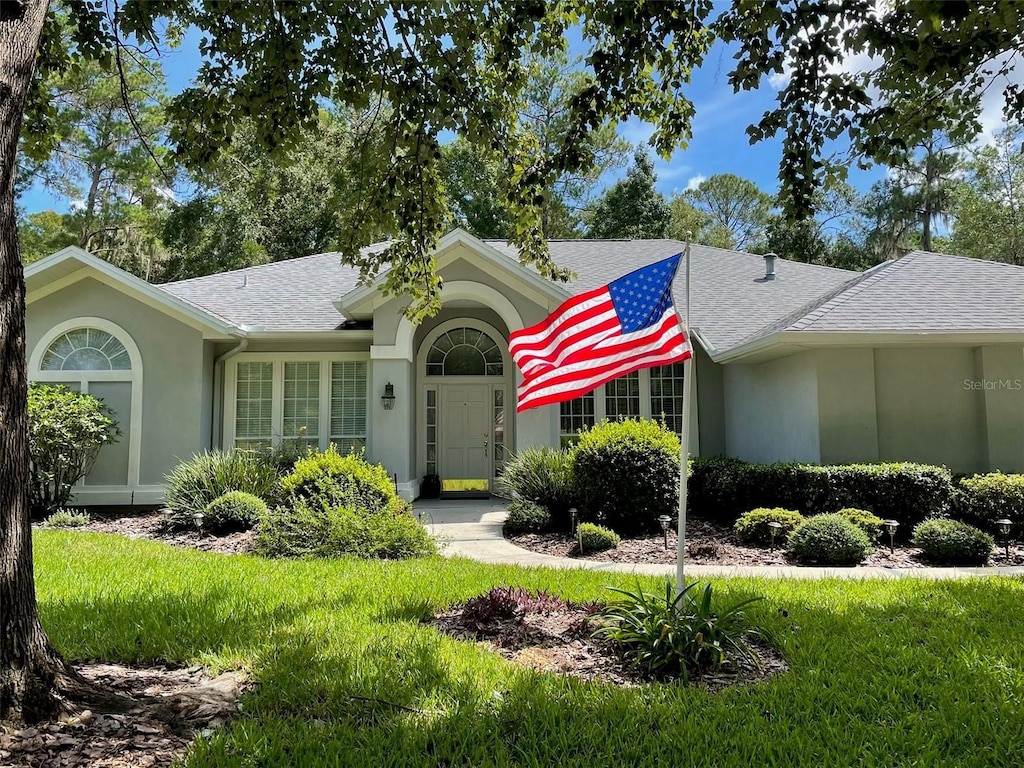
[192,512,204,532]
[995,519,1013,559]
[883,519,899,553]
[657,515,672,550]
[767,520,783,550]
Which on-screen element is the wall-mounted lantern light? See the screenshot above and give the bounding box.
[381,382,396,411]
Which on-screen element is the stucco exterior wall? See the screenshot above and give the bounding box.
[814,348,880,464]
[695,345,725,457]
[977,345,1024,471]
[723,352,821,463]
[27,277,208,498]
[873,347,988,473]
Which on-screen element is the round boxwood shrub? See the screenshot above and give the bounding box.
[204,490,268,534]
[280,445,397,515]
[256,499,436,559]
[503,500,552,535]
[577,522,620,553]
[570,419,679,535]
[164,449,279,530]
[733,508,805,545]
[912,519,993,565]
[788,513,873,566]
[836,508,884,541]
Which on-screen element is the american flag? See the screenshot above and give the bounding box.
[510,253,692,412]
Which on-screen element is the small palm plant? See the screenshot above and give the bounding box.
[594,578,768,680]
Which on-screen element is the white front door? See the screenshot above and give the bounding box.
[442,384,491,492]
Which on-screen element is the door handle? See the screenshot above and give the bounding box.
[483,435,488,457]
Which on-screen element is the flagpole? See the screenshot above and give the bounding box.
[676,238,694,597]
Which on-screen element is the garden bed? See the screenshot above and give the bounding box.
[429,589,786,691]
[508,518,1024,567]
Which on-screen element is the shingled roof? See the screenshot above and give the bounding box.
[156,234,1024,354]
[736,250,1024,346]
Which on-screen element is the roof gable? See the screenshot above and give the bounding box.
[26,247,240,338]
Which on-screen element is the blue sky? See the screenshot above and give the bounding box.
[21,28,887,214]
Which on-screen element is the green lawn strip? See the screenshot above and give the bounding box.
[34,531,1024,767]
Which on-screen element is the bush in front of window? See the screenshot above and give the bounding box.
[279,444,397,515]
[204,490,269,534]
[497,446,576,529]
[255,498,436,559]
[570,418,680,535]
[28,383,120,519]
[163,449,279,530]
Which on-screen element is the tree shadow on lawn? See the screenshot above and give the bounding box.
[175,577,1024,767]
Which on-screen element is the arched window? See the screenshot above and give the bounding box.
[425,326,503,376]
[40,328,132,371]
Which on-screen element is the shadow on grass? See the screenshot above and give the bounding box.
[173,576,1024,767]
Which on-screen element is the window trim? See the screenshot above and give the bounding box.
[224,352,370,451]
[29,317,144,488]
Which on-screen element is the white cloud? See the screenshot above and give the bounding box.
[767,68,791,91]
[685,174,705,191]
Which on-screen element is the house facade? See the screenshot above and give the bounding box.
[25,229,1024,505]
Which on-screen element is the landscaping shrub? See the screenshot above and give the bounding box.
[733,508,805,546]
[595,578,766,680]
[788,514,873,566]
[280,445,396,515]
[497,446,576,529]
[570,419,679,534]
[688,457,953,534]
[256,499,435,559]
[955,473,1024,534]
[836,508,884,541]
[502,500,552,535]
[28,383,119,518]
[577,522,620,553]
[461,587,569,630]
[44,509,90,528]
[164,449,279,530]
[912,519,993,566]
[204,490,268,534]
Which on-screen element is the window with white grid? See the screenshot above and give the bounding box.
[330,361,367,454]
[235,362,273,450]
[650,362,686,435]
[559,391,595,446]
[604,371,640,420]
[283,362,320,448]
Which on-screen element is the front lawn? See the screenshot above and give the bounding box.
[35,531,1024,767]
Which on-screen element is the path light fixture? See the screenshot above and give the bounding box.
[192,512,204,533]
[657,515,672,550]
[996,519,1013,560]
[767,520,783,550]
[883,519,899,554]
[569,507,578,534]
[381,382,396,410]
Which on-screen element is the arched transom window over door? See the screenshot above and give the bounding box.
[425,326,503,376]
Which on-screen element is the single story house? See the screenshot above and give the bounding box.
[25,228,1024,504]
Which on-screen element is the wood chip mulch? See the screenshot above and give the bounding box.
[430,602,787,692]
[510,518,1024,568]
[0,665,246,768]
[45,511,256,556]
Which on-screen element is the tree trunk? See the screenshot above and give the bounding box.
[0,0,75,724]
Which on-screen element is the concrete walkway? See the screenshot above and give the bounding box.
[415,498,1024,580]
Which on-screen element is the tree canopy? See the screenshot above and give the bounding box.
[584,149,670,239]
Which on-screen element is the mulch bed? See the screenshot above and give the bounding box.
[46,510,256,557]
[509,518,1024,568]
[429,596,787,691]
[0,665,246,768]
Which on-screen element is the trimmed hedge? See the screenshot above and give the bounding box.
[788,514,873,566]
[571,419,680,535]
[912,519,993,566]
[577,522,620,553]
[503,500,552,535]
[689,457,953,535]
[836,508,884,542]
[733,508,804,546]
[204,490,268,534]
[280,445,397,515]
[955,473,1024,535]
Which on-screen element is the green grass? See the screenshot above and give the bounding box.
[34,531,1024,767]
